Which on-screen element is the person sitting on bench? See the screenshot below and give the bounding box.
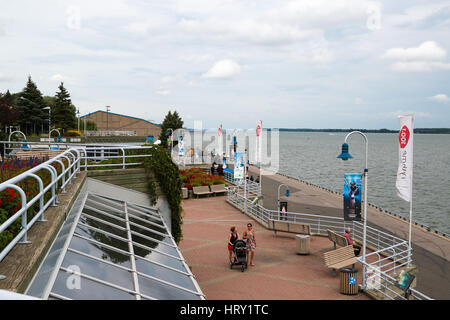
[343,227,361,256]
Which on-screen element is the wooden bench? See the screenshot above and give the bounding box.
[210,184,227,196]
[15,150,63,160]
[193,186,213,198]
[268,219,311,237]
[323,245,357,276]
[327,229,349,250]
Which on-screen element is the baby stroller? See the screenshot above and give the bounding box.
[230,239,248,272]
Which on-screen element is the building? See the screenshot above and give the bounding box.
[80,110,161,137]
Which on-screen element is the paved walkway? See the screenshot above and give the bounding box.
[179,196,370,300]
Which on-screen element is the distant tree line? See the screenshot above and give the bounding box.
[275,128,450,134]
[0,75,96,139]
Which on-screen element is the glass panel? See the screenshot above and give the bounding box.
[82,207,127,228]
[128,215,166,234]
[85,198,125,219]
[74,225,130,253]
[51,270,135,300]
[137,275,200,300]
[61,251,134,290]
[79,214,128,239]
[69,236,131,269]
[87,194,124,209]
[133,247,187,272]
[127,207,163,224]
[135,258,195,291]
[130,223,167,241]
[132,234,179,257]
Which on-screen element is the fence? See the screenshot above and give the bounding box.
[0,145,154,266]
[226,189,432,300]
[224,171,261,196]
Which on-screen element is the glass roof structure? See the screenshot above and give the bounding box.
[26,191,205,300]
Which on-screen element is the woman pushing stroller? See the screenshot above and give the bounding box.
[227,226,240,263]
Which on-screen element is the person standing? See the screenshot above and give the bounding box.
[227,226,240,263]
[243,223,256,266]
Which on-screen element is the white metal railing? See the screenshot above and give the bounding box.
[0,148,81,262]
[226,189,432,300]
[224,171,261,195]
[0,145,154,268]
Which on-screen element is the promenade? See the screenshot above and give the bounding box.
[248,166,450,300]
[179,196,370,300]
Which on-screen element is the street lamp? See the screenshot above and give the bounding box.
[337,131,369,289]
[277,184,290,220]
[43,106,51,134]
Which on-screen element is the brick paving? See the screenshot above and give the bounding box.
[179,196,371,300]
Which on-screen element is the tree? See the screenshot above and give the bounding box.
[51,82,76,132]
[0,91,19,131]
[159,110,184,148]
[15,76,46,135]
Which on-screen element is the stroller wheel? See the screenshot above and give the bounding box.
[241,265,245,272]
[230,262,233,269]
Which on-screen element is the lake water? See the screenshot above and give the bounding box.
[277,132,450,235]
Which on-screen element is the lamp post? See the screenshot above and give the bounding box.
[337,131,368,289]
[77,108,80,132]
[277,184,290,220]
[106,105,110,133]
[43,106,51,134]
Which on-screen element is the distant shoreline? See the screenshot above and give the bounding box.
[275,128,450,134]
[183,128,450,134]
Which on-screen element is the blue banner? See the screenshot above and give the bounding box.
[234,152,244,179]
[343,173,362,221]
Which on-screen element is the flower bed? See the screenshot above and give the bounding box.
[180,168,226,190]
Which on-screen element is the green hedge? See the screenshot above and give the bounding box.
[143,146,183,243]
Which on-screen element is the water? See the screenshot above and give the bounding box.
[277,132,450,235]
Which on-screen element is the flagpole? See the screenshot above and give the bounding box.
[408,157,413,267]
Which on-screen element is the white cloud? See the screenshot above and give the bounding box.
[382,41,450,72]
[50,74,71,82]
[202,59,241,79]
[156,88,170,95]
[429,94,450,104]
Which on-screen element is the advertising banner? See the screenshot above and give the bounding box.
[396,114,414,202]
[218,124,223,156]
[234,152,244,179]
[343,173,362,221]
[178,135,184,156]
[255,120,262,163]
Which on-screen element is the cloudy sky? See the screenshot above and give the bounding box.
[1,0,450,129]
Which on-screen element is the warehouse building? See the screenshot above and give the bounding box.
[80,110,161,137]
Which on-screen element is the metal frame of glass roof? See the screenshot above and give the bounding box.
[26,191,205,300]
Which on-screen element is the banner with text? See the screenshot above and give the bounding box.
[396,114,414,202]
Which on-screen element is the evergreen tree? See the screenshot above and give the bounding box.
[159,110,184,148]
[0,91,19,131]
[51,82,76,132]
[15,76,46,135]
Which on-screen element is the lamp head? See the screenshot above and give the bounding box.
[337,143,353,161]
[285,188,290,197]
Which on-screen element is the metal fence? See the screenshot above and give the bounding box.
[0,145,154,265]
[224,171,261,196]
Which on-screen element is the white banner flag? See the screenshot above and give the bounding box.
[255,120,262,163]
[396,114,414,202]
[218,124,223,156]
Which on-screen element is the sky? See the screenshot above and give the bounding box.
[1,0,450,130]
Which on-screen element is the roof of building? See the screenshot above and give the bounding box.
[80,110,161,127]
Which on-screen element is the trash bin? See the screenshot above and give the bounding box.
[296,234,310,255]
[340,268,358,295]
